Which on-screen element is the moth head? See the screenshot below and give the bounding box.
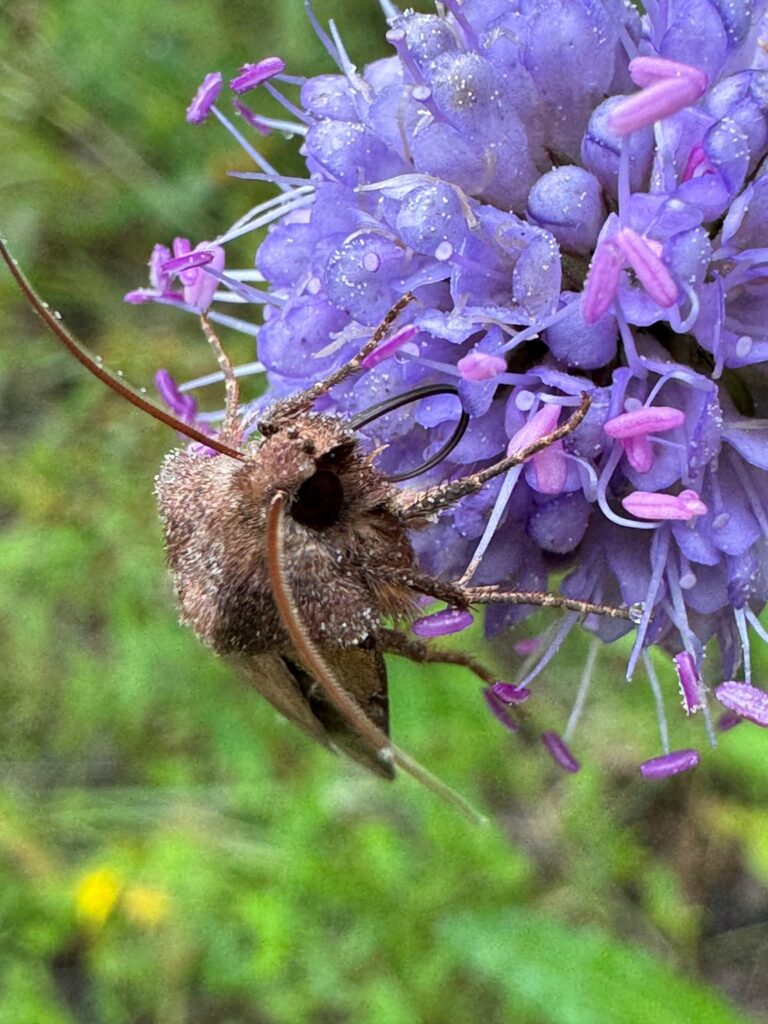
[239,417,367,533]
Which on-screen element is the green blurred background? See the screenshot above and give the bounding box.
[1,2,767,1021]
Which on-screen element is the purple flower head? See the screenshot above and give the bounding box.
[129,0,768,780]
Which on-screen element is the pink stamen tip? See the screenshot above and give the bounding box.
[541,731,580,773]
[628,56,708,93]
[230,57,286,95]
[609,67,708,136]
[189,437,219,458]
[483,688,520,733]
[614,228,678,308]
[162,250,215,275]
[621,489,707,521]
[182,243,225,313]
[233,100,273,136]
[622,434,655,474]
[173,236,192,258]
[361,324,419,370]
[412,607,473,638]
[124,289,155,304]
[457,350,507,382]
[171,237,196,284]
[678,489,708,516]
[681,144,712,183]
[639,749,700,779]
[582,240,624,324]
[186,71,223,125]
[604,405,685,439]
[491,682,531,704]
[673,651,705,714]
[532,440,567,495]
[155,369,197,422]
[715,681,768,727]
[507,404,561,458]
[149,243,172,291]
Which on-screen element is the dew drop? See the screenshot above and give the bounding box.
[628,602,645,624]
[434,240,453,261]
[736,335,753,358]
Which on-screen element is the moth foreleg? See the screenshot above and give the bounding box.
[378,627,496,685]
[461,586,632,621]
[266,292,415,422]
[374,567,469,607]
[398,393,591,521]
[199,313,242,446]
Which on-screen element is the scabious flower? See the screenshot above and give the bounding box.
[129,0,768,779]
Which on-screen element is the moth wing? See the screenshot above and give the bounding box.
[317,642,394,780]
[226,652,332,750]
[227,643,394,780]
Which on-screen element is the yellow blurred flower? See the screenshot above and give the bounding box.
[123,884,171,928]
[75,868,121,927]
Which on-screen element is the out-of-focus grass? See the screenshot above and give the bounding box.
[1,2,767,1022]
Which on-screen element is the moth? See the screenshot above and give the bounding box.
[2,241,631,820]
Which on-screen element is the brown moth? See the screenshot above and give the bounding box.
[2,241,631,820]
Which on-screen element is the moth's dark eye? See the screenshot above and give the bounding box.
[318,441,356,468]
[291,470,344,530]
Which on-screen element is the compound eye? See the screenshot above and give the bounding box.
[290,469,344,530]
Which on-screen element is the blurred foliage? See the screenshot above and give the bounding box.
[1,1,767,1021]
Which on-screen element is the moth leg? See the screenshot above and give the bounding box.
[263,292,415,423]
[378,627,496,684]
[374,567,469,607]
[398,393,590,521]
[375,564,629,621]
[199,313,242,445]
[461,586,632,621]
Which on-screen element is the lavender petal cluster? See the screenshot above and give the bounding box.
[127,0,768,778]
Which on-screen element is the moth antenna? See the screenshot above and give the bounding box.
[348,383,470,482]
[401,393,591,520]
[199,313,241,445]
[0,238,245,461]
[266,292,415,422]
[265,491,486,825]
